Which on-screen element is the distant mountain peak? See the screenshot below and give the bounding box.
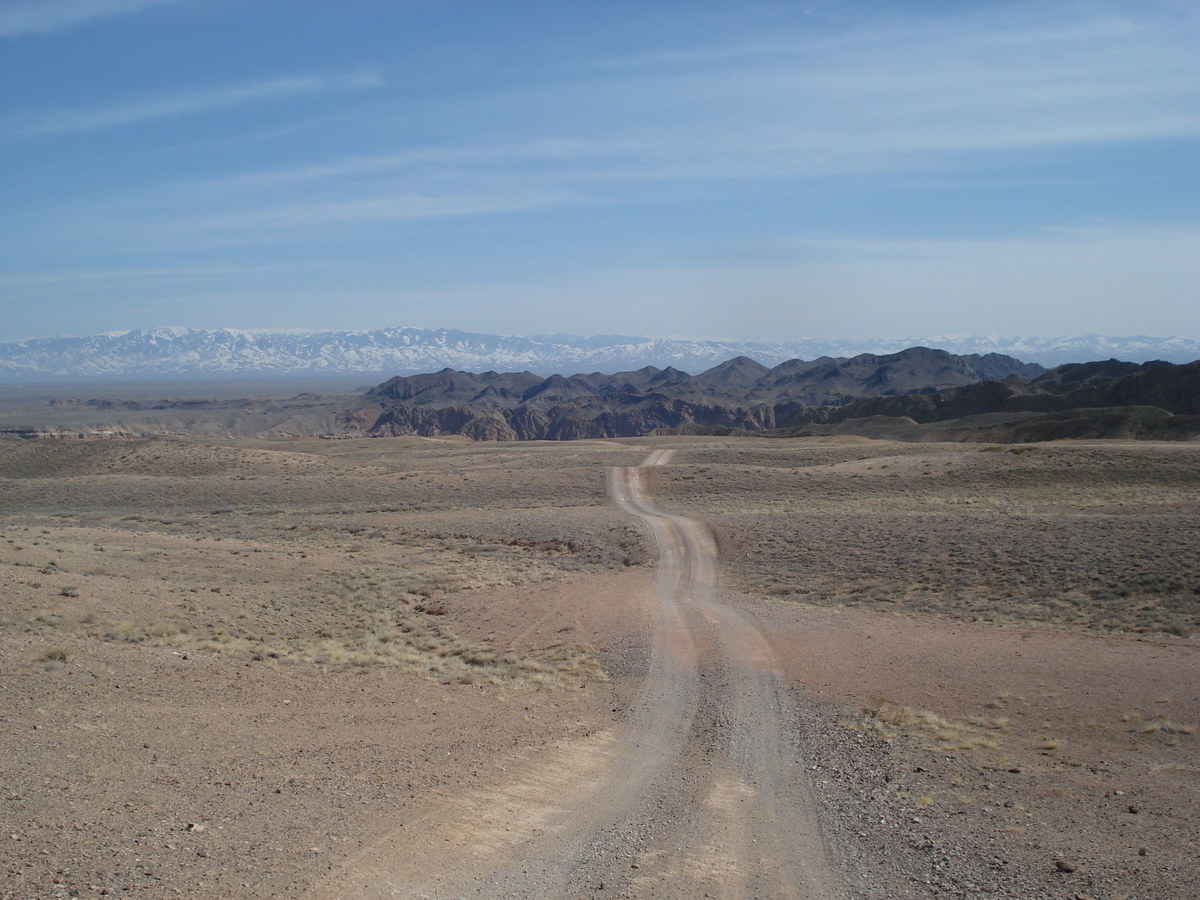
[703,355,770,372]
[345,348,1042,441]
[0,326,1196,381]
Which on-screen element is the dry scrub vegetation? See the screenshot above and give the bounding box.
[3,431,1198,900]
[647,438,1198,899]
[0,434,657,900]
[654,438,1200,637]
[0,435,645,687]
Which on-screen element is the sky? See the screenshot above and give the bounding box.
[1,0,1198,344]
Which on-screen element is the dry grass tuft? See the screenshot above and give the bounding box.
[16,566,605,689]
[39,644,78,664]
[671,443,1200,638]
[862,702,1006,751]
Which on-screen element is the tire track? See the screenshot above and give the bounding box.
[311,449,838,899]
[610,452,838,900]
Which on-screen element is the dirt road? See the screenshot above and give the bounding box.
[7,436,1197,899]
[314,451,839,899]
[605,452,838,898]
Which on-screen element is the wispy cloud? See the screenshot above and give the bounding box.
[0,0,181,37]
[183,186,580,233]
[564,3,1200,173]
[111,3,1197,223]
[0,262,301,289]
[146,137,641,202]
[5,2,1196,273]
[4,70,383,136]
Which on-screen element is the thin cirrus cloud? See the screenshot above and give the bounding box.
[124,138,647,212]
[4,70,383,137]
[0,262,303,290]
[177,186,583,234]
[6,3,1197,268]
[37,4,1196,221]
[577,5,1200,167]
[0,0,182,37]
[125,9,1200,229]
[32,180,586,251]
[184,138,633,192]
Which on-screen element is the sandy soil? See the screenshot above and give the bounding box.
[1,434,1197,899]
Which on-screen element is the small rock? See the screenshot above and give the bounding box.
[1138,847,1148,856]
[1055,860,1077,873]
[1004,800,1015,808]
[1127,805,1140,814]
[196,850,207,858]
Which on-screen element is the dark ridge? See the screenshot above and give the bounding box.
[773,359,1200,442]
[343,347,1053,441]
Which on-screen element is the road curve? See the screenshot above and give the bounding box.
[608,452,838,900]
[311,450,839,899]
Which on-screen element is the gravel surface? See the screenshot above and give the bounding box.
[2,434,1196,899]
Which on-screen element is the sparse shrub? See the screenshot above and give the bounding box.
[862,702,1006,751]
[414,601,448,616]
[40,645,78,664]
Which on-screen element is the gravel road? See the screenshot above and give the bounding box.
[316,451,842,898]
[9,436,1194,899]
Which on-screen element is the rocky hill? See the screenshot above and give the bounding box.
[341,348,1041,440]
[778,359,1200,442]
[7,349,1196,443]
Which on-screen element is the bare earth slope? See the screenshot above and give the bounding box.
[1,434,1197,899]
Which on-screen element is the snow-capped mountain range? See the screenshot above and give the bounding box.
[0,327,1197,381]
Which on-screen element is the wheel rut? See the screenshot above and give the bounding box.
[311,451,839,899]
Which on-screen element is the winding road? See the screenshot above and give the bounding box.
[603,451,837,899]
[315,450,839,899]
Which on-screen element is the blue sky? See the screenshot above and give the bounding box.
[1,0,1197,343]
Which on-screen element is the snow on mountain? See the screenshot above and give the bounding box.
[0,327,1197,381]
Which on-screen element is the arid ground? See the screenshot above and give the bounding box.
[1,432,1197,898]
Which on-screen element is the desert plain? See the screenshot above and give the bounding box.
[1,428,1198,899]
